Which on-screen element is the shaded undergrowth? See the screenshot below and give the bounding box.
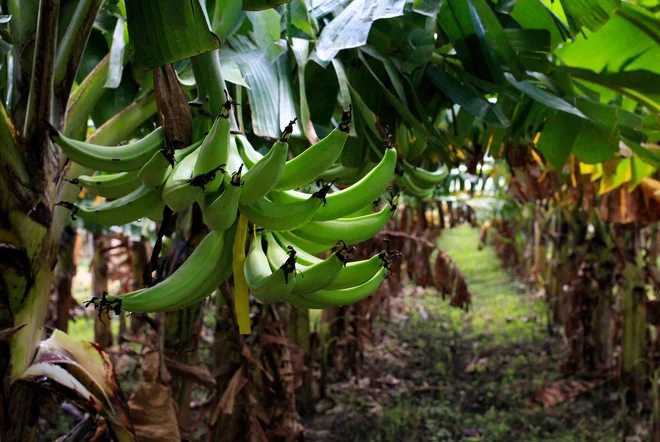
[306,225,624,441]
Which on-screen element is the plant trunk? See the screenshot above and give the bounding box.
[288,306,313,415]
[92,233,113,349]
[55,225,77,332]
[622,262,647,404]
[207,282,250,442]
[130,237,149,334]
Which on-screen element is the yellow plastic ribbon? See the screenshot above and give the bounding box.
[232,213,251,334]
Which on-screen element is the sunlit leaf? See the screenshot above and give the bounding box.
[310,0,351,18]
[290,0,317,36]
[557,4,660,75]
[536,111,578,168]
[510,0,570,49]
[315,0,405,61]
[229,36,281,138]
[504,73,587,118]
[276,54,302,137]
[104,17,126,89]
[504,29,551,53]
[211,0,246,40]
[559,0,620,33]
[413,0,442,18]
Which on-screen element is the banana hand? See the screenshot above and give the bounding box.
[57,185,164,226]
[70,170,141,199]
[48,124,165,172]
[239,119,295,205]
[274,108,351,191]
[270,145,397,221]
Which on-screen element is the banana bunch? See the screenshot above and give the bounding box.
[394,159,449,199]
[52,103,400,316]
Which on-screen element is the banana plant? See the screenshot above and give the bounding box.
[1,0,658,439]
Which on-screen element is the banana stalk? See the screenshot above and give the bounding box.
[232,213,251,334]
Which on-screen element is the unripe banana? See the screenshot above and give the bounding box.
[396,121,410,160]
[235,134,263,169]
[167,223,237,311]
[327,253,389,290]
[106,229,228,312]
[239,183,331,232]
[193,99,232,193]
[239,119,295,205]
[139,140,202,189]
[293,204,396,249]
[401,159,448,185]
[70,170,141,198]
[244,234,297,303]
[299,266,388,307]
[200,166,243,231]
[406,126,427,161]
[47,124,165,172]
[162,147,226,213]
[272,232,322,265]
[56,185,164,227]
[395,171,435,199]
[276,230,335,255]
[274,108,351,191]
[292,245,351,295]
[317,162,361,185]
[270,145,397,221]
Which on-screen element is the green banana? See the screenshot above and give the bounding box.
[299,266,388,307]
[70,170,141,198]
[235,134,263,169]
[317,162,361,185]
[106,229,228,312]
[162,147,226,213]
[168,224,237,311]
[287,295,327,310]
[139,140,202,189]
[345,205,374,218]
[270,145,397,221]
[274,108,351,190]
[395,171,435,199]
[327,252,395,290]
[244,234,297,303]
[406,126,427,161]
[276,230,336,255]
[396,121,410,160]
[226,136,245,175]
[273,232,322,265]
[200,166,243,231]
[56,185,164,226]
[263,232,326,308]
[193,99,232,193]
[293,204,396,247]
[47,123,165,172]
[401,159,449,185]
[239,184,331,232]
[239,119,295,205]
[264,231,294,270]
[292,245,351,295]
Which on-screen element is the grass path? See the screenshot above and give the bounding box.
[307,225,621,441]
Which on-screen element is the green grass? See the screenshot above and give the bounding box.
[435,225,545,346]
[311,225,624,442]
